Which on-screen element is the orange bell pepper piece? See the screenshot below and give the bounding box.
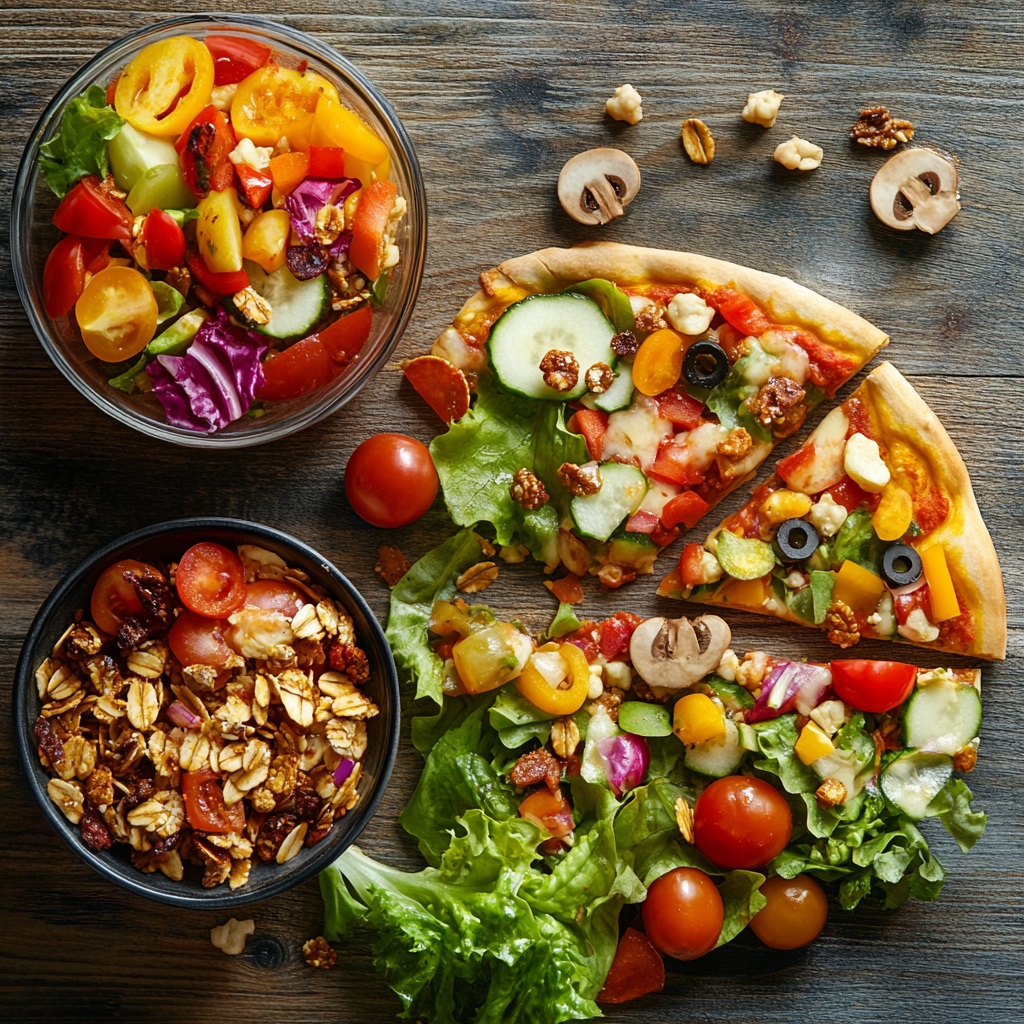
[268,151,310,196]
[349,178,397,280]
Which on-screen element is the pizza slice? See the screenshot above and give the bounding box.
[659,362,1006,660]
[414,242,888,585]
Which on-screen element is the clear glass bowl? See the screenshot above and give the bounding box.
[11,14,426,448]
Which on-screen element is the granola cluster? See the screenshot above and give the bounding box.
[33,544,375,890]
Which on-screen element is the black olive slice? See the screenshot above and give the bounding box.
[773,518,820,562]
[683,340,729,389]
[881,543,923,588]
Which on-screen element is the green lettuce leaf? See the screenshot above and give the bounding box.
[560,279,636,334]
[928,777,987,852]
[752,714,820,793]
[39,85,124,198]
[107,354,147,393]
[706,341,775,444]
[833,507,887,575]
[543,602,581,640]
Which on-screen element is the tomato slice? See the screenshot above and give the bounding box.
[830,660,918,714]
[704,286,773,336]
[43,235,110,317]
[236,163,273,208]
[176,542,247,618]
[567,408,609,461]
[597,927,666,1004]
[205,35,272,86]
[52,176,133,240]
[168,610,234,669]
[661,491,710,530]
[519,788,574,838]
[657,387,704,429]
[75,266,159,361]
[308,145,347,178]
[315,304,372,365]
[244,579,304,616]
[648,442,705,487]
[185,247,250,297]
[90,558,158,636]
[349,178,397,280]
[175,104,236,196]
[678,542,706,588]
[598,612,641,660]
[141,209,186,271]
[182,769,245,833]
[256,337,335,402]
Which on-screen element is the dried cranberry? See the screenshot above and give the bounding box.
[286,245,330,280]
[34,716,66,772]
[81,807,112,851]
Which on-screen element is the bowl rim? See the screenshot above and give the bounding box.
[10,13,427,450]
[12,516,401,909]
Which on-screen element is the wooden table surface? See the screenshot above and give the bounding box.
[2,2,1021,1021]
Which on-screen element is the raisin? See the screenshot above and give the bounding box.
[124,568,176,625]
[35,716,66,773]
[257,813,298,861]
[81,807,113,851]
[287,244,330,280]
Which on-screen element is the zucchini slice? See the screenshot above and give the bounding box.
[902,678,981,755]
[570,462,647,542]
[715,529,776,580]
[684,719,746,778]
[243,260,331,340]
[880,750,953,819]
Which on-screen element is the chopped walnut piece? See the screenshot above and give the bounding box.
[584,362,616,394]
[509,468,550,510]
[592,687,626,722]
[953,745,977,772]
[63,623,105,661]
[550,717,581,759]
[717,427,753,460]
[456,562,499,594]
[510,747,563,792]
[303,936,338,968]
[747,376,806,435]
[165,264,192,298]
[815,777,848,809]
[539,349,579,393]
[674,796,695,844]
[557,461,602,497]
[314,203,346,245]
[611,330,640,357]
[210,917,255,955]
[633,303,667,333]
[375,545,410,588]
[825,600,861,648]
[850,106,915,150]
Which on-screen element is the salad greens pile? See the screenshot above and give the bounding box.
[39,85,124,198]
[321,527,987,1024]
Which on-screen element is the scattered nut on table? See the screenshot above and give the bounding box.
[681,119,715,165]
[605,83,643,124]
[557,148,641,225]
[741,89,784,127]
[773,135,823,171]
[869,148,960,234]
[211,917,255,955]
[850,105,914,149]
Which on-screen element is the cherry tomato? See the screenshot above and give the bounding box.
[678,542,706,588]
[90,559,156,635]
[345,433,438,528]
[316,303,372,365]
[75,266,159,361]
[184,247,250,297]
[52,176,133,239]
[255,337,335,402]
[231,64,339,148]
[349,178,398,280]
[176,543,247,618]
[244,579,304,616]
[642,867,723,961]
[174,104,236,195]
[693,776,793,871]
[43,235,111,317]
[168,610,234,668]
[632,329,684,397]
[141,209,186,270]
[204,35,271,86]
[597,927,665,1004]
[749,874,828,949]
[519,788,574,838]
[830,660,918,714]
[181,768,245,833]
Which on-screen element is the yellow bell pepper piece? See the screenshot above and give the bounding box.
[760,489,813,525]
[727,578,764,608]
[872,483,914,542]
[312,95,389,164]
[515,641,589,715]
[673,693,726,746]
[920,543,960,621]
[794,722,836,766]
[832,559,886,611]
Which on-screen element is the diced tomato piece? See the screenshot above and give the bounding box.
[43,235,110,317]
[894,584,932,626]
[774,327,858,397]
[181,768,245,833]
[433,638,457,661]
[308,145,347,178]
[175,105,236,196]
[598,612,642,660]
[142,209,186,270]
[649,442,705,487]
[625,509,660,534]
[913,486,951,536]
[649,523,680,548]
[776,443,816,487]
[549,574,583,605]
[826,475,878,513]
[567,408,609,461]
[560,621,600,663]
[256,337,335,402]
[317,304,373,365]
[350,178,398,280]
[52,176,132,240]
[235,163,273,208]
[185,247,249,297]
[679,543,706,588]
[205,35,272,86]
[704,286,773,336]
[660,490,710,530]
[597,927,666,1005]
[519,788,574,839]
[657,387,704,429]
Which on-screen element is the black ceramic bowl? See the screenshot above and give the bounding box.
[13,518,399,909]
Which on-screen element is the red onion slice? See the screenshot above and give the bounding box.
[334,758,356,787]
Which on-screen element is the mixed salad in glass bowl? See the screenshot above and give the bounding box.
[12,16,425,447]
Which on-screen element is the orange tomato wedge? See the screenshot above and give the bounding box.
[632,328,684,396]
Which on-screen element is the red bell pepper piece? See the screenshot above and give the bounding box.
[43,235,111,317]
[648,442,705,487]
[235,163,273,209]
[256,337,335,402]
[625,509,660,534]
[141,209,186,271]
[175,105,236,196]
[205,35,272,86]
[657,387,704,429]
[52,176,132,240]
[660,490,710,530]
[704,286,773,336]
[185,247,249,297]
[567,408,609,461]
[349,179,398,281]
[597,927,665,1004]
[308,145,347,179]
[679,542,707,587]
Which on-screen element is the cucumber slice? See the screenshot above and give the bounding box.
[715,529,776,580]
[486,293,617,401]
[704,676,754,711]
[880,750,953,819]
[570,462,647,542]
[607,526,658,572]
[618,702,672,737]
[108,123,182,194]
[736,722,760,752]
[903,678,981,755]
[684,719,745,778]
[243,261,331,340]
[580,364,635,413]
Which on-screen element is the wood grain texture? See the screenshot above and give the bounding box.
[1,1,1021,1021]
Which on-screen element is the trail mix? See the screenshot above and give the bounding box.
[33,541,376,888]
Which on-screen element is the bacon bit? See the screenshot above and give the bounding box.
[374,545,410,588]
[402,355,471,423]
[597,927,666,1005]
[546,573,583,605]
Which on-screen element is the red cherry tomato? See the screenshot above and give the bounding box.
[641,867,723,961]
[204,35,272,86]
[749,874,828,949]
[693,776,793,871]
[142,209,186,270]
[345,433,438,528]
[181,768,245,833]
[316,304,372,365]
[519,788,574,839]
[244,579,305,616]
[830,660,918,714]
[168,610,234,668]
[255,337,335,402]
[678,542,706,588]
[597,927,665,1004]
[89,559,159,636]
[174,104,236,195]
[185,247,250,297]
[52,175,132,239]
[176,543,247,618]
[43,235,111,317]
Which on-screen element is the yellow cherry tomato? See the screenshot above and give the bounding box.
[231,65,340,147]
[515,642,590,715]
[75,267,158,361]
[871,482,914,542]
[632,328,684,396]
[311,94,389,164]
[242,210,291,273]
[673,693,725,746]
[114,36,214,137]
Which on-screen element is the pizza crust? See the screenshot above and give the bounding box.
[463,241,889,364]
[861,362,1006,660]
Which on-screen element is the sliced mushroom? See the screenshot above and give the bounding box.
[558,148,641,225]
[629,615,731,692]
[869,148,960,234]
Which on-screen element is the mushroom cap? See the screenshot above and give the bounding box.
[558,148,642,226]
[629,614,731,692]
[870,148,960,234]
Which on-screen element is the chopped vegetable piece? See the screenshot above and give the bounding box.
[673,692,726,746]
[403,355,471,423]
[679,542,707,587]
[549,573,583,605]
[704,286,773,336]
[52,175,133,239]
[43,235,110,317]
[141,209,186,270]
[831,660,917,713]
[317,303,372,365]
[597,927,665,1004]
[832,558,886,611]
[657,386,704,428]
[794,721,835,765]
[174,104,235,195]
[714,529,775,580]
[308,145,347,178]
[661,491,710,530]
[236,163,273,208]
[177,542,247,618]
[519,787,574,838]
[76,266,158,361]
[920,543,960,621]
[269,151,311,195]
[349,178,398,280]
[632,328,684,397]
[205,35,271,86]
[255,337,334,402]
[516,642,589,714]
[185,246,249,296]
[619,702,672,737]
[568,407,609,460]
